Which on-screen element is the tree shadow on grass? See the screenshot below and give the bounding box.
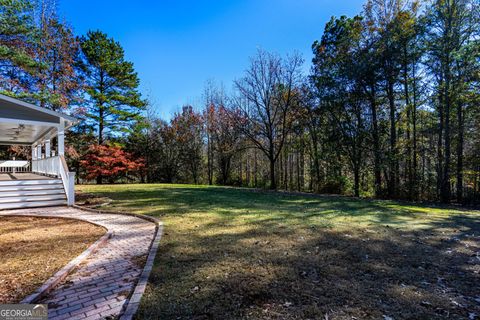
[137,213,480,320]
[78,185,480,319]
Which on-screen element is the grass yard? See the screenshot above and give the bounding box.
[77,184,480,320]
[0,216,105,303]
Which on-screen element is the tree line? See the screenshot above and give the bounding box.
[1,0,479,204]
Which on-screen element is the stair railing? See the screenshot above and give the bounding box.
[58,155,75,206]
[32,156,60,176]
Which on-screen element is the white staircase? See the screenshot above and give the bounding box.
[0,178,67,210]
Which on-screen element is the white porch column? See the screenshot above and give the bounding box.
[45,139,51,158]
[58,118,65,156]
[32,144,37,160]
[37,144,42,159]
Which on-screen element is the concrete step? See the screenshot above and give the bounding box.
[0,199,67,210]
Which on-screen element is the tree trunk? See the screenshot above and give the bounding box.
[207,134,213,185]
[403,50,413,199]
[441,68,452,203]
[98,108,104,145]
[269,157,276,190]
[296,151,301,191]
[288,152,293,191]
[412,60,418,199]
[437,78,444,199]
[354,164,360,197]
[456,101,464,203]
[300,146,305,191]
[387,79,397,197]
[311,136,321,192]
[369,86,382,197]
[284,148,288,190]
[98,71,105,146]
[254,149,258,187]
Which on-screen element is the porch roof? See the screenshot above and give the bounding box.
[0,94,78,145]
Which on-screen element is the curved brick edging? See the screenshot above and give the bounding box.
[73,205,164,320]
[24,231,112,303]
[119,224,162,320]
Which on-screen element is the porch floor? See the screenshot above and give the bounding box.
[0,173,52,181]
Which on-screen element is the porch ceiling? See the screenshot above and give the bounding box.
[0,122,54,145]
[0,93,78,146]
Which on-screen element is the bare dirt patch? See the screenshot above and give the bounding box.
[75,192,112,207]
[0,216,105,303]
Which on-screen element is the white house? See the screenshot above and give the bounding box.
[0,94,77,209]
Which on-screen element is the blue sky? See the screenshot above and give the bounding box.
[60,0,365,119]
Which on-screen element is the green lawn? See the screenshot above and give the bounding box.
[77,184,480,320]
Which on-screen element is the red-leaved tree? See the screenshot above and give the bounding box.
[80,144,145,183]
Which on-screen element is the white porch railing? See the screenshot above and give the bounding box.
[32,156,75,206]
[32,156,60,176]
[59,155,75,206]
[0,160,31,173]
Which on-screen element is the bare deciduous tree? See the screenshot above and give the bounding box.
[234,49,303,189]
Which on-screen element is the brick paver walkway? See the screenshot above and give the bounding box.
[1,207,157,320]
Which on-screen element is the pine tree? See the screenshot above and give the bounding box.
[425,0,480,202]
[78,30,146,146]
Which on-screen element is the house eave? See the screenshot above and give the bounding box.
[0,93,79,125]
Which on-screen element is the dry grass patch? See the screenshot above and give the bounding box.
[0,216,105,303]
